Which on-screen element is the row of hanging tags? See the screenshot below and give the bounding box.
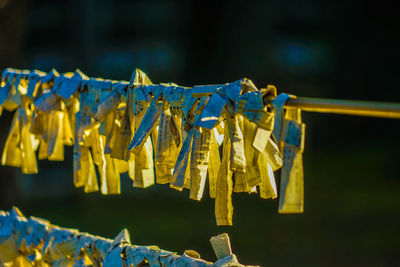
[0,207,254,266]
[0,67,306,225]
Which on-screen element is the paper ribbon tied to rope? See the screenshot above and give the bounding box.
[0,68,306,226]
[0,207,257,266]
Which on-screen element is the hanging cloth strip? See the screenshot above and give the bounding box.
[0,207,257,266]
[0,68,306,226]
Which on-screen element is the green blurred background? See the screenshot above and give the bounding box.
[1,0,400,266]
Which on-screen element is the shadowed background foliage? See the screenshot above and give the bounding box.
[1,0,400,266]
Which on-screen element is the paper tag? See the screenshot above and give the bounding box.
[209,233,232,259]
[170,129,194,190]
[215,123,234,226]
[227,116,246,173]
[26,71,43,98]
[195,88,226,129]
[189,129,211,200]
[208,131,221,199]
[129,98,161,153]
[56,69,87,99]
[155,103,180,184]
[1,110,22,167]
[242,118,262,188]
[271,93,291,142]
[278,108,305,214]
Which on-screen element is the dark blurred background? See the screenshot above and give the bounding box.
[1,0,400,266]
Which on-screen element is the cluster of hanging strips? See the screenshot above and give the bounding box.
[0,68,306,226]
[0,207,256,266]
